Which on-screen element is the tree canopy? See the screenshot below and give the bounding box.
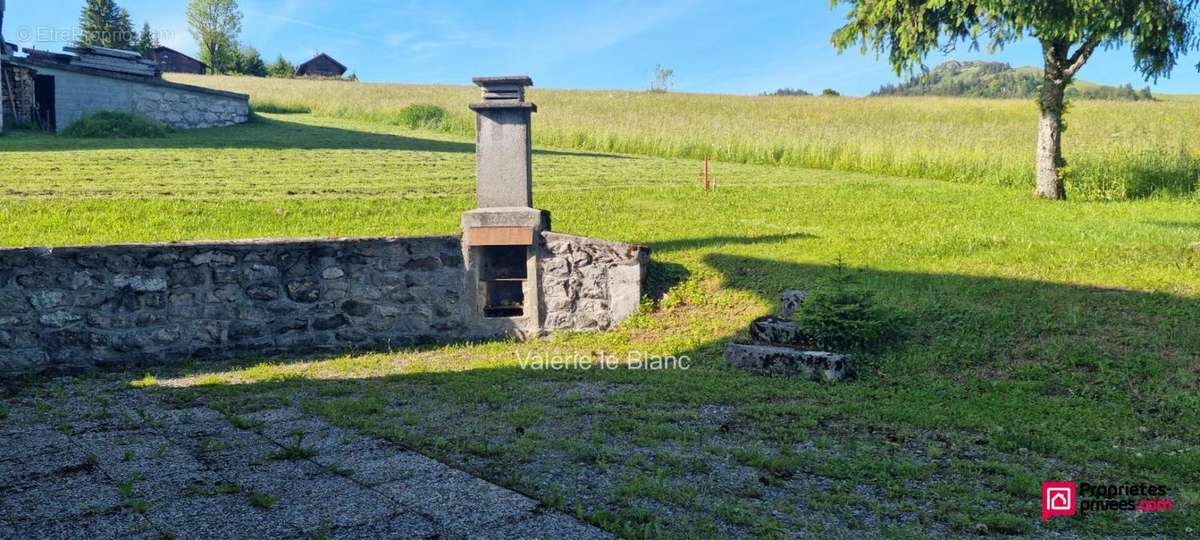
[268,55,296,78]
[135,21,158,56]
[831,1,1199,82]
[77,0,135,49]
[187,0,243,74]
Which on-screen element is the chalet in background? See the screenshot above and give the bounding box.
[150,46,207,75]
[296,53,347,78]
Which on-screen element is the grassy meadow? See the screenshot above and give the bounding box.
[168,74,1200,201]
[2,109,1199,537]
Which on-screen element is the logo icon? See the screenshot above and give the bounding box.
[1042,481,1077,520]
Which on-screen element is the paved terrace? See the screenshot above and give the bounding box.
[0,375,609,539]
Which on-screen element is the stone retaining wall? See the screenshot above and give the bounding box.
[539,232,649,331]
[1,234,648,375]
[131,84,249,129]
[0,237,470,374]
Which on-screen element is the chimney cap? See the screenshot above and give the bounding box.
[472,75,533,88]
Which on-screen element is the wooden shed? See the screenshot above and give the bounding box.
[296,53,347,78]
[150,46,207,75]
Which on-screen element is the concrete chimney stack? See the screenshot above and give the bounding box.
[460,75,550,334]
[469,76,536,208]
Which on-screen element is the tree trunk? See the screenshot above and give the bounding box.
[1036,43,1069,200]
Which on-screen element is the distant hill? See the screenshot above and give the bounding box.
[873,60,1154,101]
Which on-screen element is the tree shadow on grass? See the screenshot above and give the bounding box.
[1122,163,1199,199]
[112,252,1200,538]
[1145,220,1200,231]
[647,232,815,255]
[0,116,628,159]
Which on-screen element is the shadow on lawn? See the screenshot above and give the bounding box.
[159,252,1198,411]
[134,253,1198,537]
[0,117,628,159]
[647,232,815,254]
[1145,220,1200,231]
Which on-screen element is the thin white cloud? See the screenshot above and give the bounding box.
[517,0,701,69]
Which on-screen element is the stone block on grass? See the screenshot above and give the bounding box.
[779,289,809,319]
[748,316,810,347]
[725,342,851,382]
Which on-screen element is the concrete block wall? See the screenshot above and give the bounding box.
[0,234,648,376]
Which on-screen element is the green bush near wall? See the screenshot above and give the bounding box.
[61,112,170,139]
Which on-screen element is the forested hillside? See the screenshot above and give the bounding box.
[873,60,1154,101]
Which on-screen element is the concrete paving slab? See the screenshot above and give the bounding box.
[73,430,207,482]
[0,510,156,540]
[374,465,541,536]
[322,510,440,540]
[0,471,123,522]
[150,493,303,539]
[1,396,610,539]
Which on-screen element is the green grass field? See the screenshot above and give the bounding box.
[2,108,1199,537]
[168,74,1200,201]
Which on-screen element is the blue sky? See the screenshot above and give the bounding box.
[6,0,1200,95]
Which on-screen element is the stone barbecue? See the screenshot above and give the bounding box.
[461,76,648,337]
[0,75,649,375]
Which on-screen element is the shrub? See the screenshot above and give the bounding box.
[794,264,899,351]
[820,88,841,97]
[61,112,169,138]
[395,104,449,130]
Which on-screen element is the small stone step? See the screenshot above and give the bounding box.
[749,316,809,347]
[779,290,808,319]
[724,342,851,382]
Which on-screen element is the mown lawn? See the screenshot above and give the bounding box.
[169,74,1200,200]
[2,114,1198,537]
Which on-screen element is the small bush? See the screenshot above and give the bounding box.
[794,263,899,351]
[395,104,449,130]
[61,112,169,138]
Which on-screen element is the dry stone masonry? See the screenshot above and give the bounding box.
[539,233,649,331]
[725,290,853,382]
[131,85,249,129]
[0,237,468,373]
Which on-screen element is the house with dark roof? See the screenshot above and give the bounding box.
[150,46,208,75]
[296,53,347,78]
